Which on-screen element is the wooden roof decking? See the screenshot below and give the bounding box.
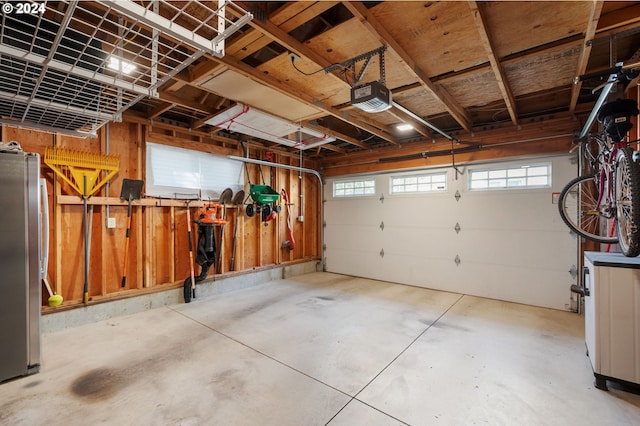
[1,1,639,169]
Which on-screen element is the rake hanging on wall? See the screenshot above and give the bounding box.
[44,147,120,199]
[44,147,120,304]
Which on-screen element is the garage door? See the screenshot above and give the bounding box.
[324,155,577,310]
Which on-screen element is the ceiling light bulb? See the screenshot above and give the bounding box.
[108,57,136,74]
[396,123,413,131]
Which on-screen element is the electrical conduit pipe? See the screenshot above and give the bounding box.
[227,155,324,270]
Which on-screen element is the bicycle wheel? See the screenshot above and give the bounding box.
[558,174,618,243]
[615,147,640,256]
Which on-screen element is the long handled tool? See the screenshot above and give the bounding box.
[40,178,63,307]
[281,188,296,250]
[216,188,233,274]
[119,179,144,288]
[44,147,119,304]
[184,200,197,303]
[229,190,245,271]
[82,176,90,303]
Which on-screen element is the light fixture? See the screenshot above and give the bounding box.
[396,123,414,131]
[107,56,136,74]
[205,103,336,150]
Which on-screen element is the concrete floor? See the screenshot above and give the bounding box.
[2,272,640,425]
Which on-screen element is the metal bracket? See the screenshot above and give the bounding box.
[578,61,623,139]
[324,45,387,86]
[103,0,253,58]
[568,264,578,279]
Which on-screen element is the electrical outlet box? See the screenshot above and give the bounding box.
[107,217,116,228]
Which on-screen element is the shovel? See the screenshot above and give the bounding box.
[119,179,144,288]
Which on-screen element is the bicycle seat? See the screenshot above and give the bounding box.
[597,98,639,142]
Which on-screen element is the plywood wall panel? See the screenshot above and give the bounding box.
[243,213,260,268]
[261,216,275,266]
[3,126,52,152]
[105,122,141,198]
[173,207,192,284]
[150,207,172,285]
[2,122,321,308]
[100,205,124,294]
[60,204,85,303]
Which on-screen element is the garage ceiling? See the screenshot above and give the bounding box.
[0,1,639,162]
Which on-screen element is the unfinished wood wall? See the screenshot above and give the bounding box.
[1,122,320,308]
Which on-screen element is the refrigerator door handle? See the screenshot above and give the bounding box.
[40,178,49,280]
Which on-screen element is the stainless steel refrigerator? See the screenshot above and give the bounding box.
[0,148,41,383]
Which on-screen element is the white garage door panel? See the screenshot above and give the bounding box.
[326,249,384,279]
[449,261,571,309]
[324,155,577,310]
[382,226,457,258]
[324,199,380,227]
[376,253,456,289]
[456,192,553,230]
[456,229,574,269]
[325,223,380,252]
[382,194,454,225]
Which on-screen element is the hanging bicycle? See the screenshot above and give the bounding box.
[558,61,640,256]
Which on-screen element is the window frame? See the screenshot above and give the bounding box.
[468,162,552,191]
[145,142,244,199]
[389,171,448,195]
[332,178,376,198]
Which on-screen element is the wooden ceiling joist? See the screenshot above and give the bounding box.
[148,101,176,120]
[18,0,630,165]
[157,90,214,116]
[213,50,398,145]
[468,1,519,127]
[569,1,604,114]
[301,120,369,150]
[231,1,338,61]
[342,1,473,132]
[596,2,640,33]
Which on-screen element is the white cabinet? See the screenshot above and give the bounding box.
[584,251,640,390]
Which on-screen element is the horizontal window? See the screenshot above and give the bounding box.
[390,172,447,194]
[146,142,243,199]
[469,163,551,190]
[333,178,375,197]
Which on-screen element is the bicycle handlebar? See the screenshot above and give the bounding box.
[573,61,640,84]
